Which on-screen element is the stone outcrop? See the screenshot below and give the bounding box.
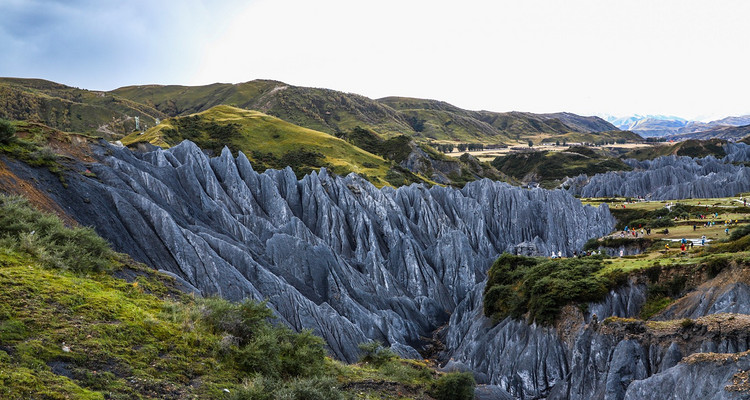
[564,142,750,200]
[624,352,750,400]
[446,266,750,400]
[444,279,650,399]
[14,140,613,363]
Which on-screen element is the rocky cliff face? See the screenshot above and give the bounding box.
[443,279,649,399]
[8,140,613,363]
[564,143,750,200]
[624,351,750,400]
[445,265,750,400]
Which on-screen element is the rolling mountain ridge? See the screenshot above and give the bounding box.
[2,77,632,146]
[0,78,165,137]
[664,124,750,142]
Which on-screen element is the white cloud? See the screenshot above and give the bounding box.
[2,0,750,119]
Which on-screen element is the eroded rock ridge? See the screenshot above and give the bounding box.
[29,140,613,363]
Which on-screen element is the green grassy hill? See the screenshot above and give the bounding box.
[111,80,632,146]
[379,97,637,145]
[1,77,641,148]
[625,139,727,161]
[121,105,416,187]
[112,81,413,138]
[0,77,639,188]
[491,146,632,187]
[0,78,166,137]
[538,130,643,146]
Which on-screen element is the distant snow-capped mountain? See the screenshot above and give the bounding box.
[604,114,750,138]
[603,115,688,136]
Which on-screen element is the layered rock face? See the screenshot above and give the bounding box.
[444,266,750,400]
[443,280,648,399]
[25,140,613,363]
[623,353,750,400]
[565,143,750,200]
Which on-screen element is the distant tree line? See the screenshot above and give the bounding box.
[435,143,486,153]
[548,139,630,147]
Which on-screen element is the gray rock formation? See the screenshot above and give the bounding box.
[624,353,750,400]
[399,144,461,184]
[655,267,750,321]
[443,279,650,399]
[563,142,750,200]
[724,141,750,163]
[444,265,750,400]
[8,139,748,398]
[15,140,613,363]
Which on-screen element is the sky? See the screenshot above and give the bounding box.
[1,0,749,121]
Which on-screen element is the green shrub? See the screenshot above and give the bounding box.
[640,296,672,320]
[648,276,687,299]
[200,297,273,346]
[279,149,329,178]
[227,377,278,400]
[609,205,703,230]
[582,238,600,251]
[681,318,695,329]
[378,360,434,383]
[704,256,731,278]
[430,372,475,400]
[0,303,11,321]
[483,254,615,325]
[200,296,327,379]
[277,327,326,378]
[27,146,58,167]
[729,224,750,241]
[0,118,16,143]
[358,341,396,367]
[275,376,347,400]
[234,326,282,377]
[584,237,658,252]
[379,136,412,164]
[0,195,113,272]
[708,234,750,254]
[644,265,662,283]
